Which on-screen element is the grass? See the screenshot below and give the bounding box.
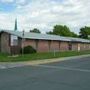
[0,50,90,62]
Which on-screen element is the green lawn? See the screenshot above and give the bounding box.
[0,50,90,62]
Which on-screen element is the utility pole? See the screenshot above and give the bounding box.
[22,30,25,55]
[52,40,56,57]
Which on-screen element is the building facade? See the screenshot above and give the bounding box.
[0,30,90,54]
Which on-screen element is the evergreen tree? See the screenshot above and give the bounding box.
[30,28,41,33]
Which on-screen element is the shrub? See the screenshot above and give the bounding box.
[21,46,36,54]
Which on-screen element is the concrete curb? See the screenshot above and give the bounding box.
[25,54,90,65]
[0,54,90,66]
[0,54,90,69]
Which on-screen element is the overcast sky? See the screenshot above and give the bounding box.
[0,0,90,34]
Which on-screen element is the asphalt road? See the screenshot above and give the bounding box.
[0,56,90,90]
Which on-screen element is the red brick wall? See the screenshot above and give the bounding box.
[23,39,50,52]
[60,42,69,51]
[80,43,88,51]
[37,40,49,52]
[85,43,90,50]
[50,41,60,52]
[0,32,11,54]
[82,43,87,50]
[72,43,78,51]
[22,39,36,49]
[77,43,90,51]
[22,39,90,52]
[23,40,60,52]
[89,44,90,50]
[80,43,83,50]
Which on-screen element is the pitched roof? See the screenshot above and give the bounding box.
[0,29,90,43]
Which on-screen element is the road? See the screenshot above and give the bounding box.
[0,56,90,90]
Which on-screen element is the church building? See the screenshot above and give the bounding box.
[0,20,90,54]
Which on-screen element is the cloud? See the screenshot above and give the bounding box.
[0,0,90,34]
[0,0,14,3]
[0,13,14,30]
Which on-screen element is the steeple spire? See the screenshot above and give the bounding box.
[14,18,17,31]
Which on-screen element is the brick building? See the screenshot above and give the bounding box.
[0,30,90,54]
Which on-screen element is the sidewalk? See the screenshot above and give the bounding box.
[0,54,90,69]
[25,54,90,65]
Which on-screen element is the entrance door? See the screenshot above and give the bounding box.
[68,43,72,50]
[78,44,80,51]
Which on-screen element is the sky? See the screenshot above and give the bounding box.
[0,0,90,34]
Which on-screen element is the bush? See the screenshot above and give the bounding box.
[21,46,36,54]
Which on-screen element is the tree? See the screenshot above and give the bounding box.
[30,28,41,33]
[46,31,53,35]
[70,32,78,37]
[47,25,78,37]
[79,26,90,39]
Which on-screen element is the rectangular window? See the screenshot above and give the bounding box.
[10,35,18,46]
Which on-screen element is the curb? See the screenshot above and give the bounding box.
[25,54,90,65]
[0,54,90,66]
[0,54,90,69]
